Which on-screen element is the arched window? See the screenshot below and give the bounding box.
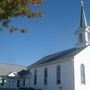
[80,64,85,84]
[34,70,37,85]
[44,68,48,85]
[57,65,61,84]
[79,33,83,42]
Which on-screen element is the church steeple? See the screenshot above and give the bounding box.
[76,0,90,48]
[80,0,88,28]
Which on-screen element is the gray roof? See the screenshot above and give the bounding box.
[28,47,86,68]
[18,70,30,77]
[0,63,26,76]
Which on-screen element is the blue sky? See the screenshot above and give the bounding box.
[0,0,90,66]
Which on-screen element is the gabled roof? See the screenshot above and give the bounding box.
[8,71,19,77]
[18,70,30,77]
[0,63,26,76]
[28,47,86,68]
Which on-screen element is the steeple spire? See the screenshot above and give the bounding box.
[75,0,90,48]
[80,0,88,28]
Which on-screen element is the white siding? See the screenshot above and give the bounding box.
[74,46,90,90]
[29,59,74,90]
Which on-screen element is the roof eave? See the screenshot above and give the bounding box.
[27,57,74,69]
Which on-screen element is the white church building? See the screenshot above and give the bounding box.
[0,0,90,90]
[27,0,90,90]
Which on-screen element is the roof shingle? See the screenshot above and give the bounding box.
[28,47,85,68]
[0,63,26,76]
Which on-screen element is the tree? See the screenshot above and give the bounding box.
[0,0,43,33]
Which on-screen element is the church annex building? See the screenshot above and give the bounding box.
[0,1,90,90]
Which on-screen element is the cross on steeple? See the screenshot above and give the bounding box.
[81,0,84,6]
[80,0,88,28]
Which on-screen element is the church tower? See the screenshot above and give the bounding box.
[76,0,90,48]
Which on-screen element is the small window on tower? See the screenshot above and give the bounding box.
[79,33,83,42]
[88,33,90,41]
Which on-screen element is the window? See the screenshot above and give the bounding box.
[88,33,90,41]
[1,78,5,86]
[80,64,85,84]
[23,79,25,87]
[57,65,61,84]
[34,70,37,85]
[44,68,48,85]
[17,80,20,87]
[79,33,83,42]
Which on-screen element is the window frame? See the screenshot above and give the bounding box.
[44,68,48,85]
[80,64,86,84]
[23,78,25,87]
[34,69,37,85]
[79,33,83,42]
[56,65,61,84]
[1,78,5,86]
[17,80,20,87]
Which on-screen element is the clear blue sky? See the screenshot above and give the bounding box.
[0,0,90,66]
